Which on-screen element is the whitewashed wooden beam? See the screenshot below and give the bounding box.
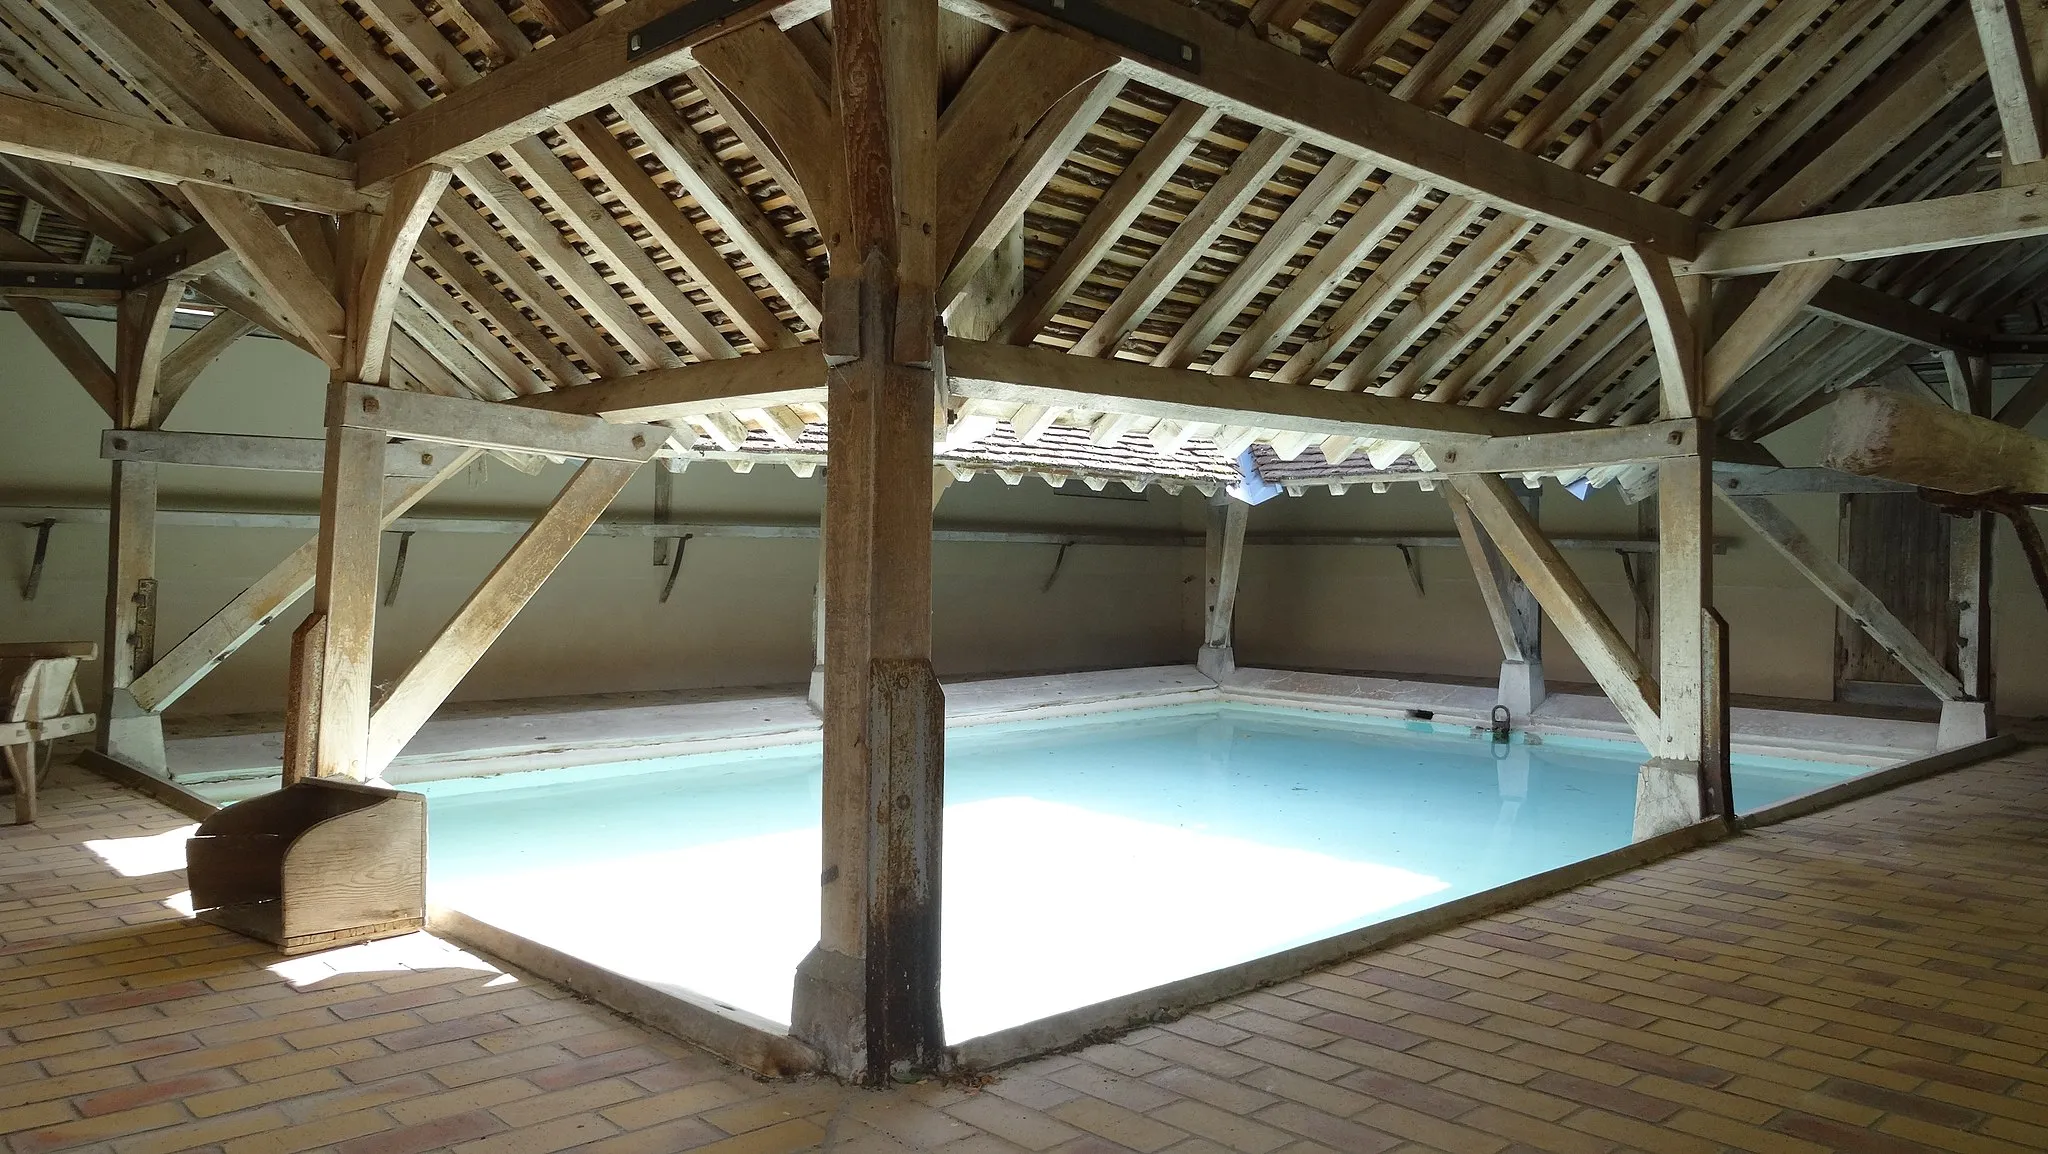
[364,457,642,774]
[962,0,1699,256]
[1970,0,2046,165]
[0,89,371,212]
[1452,472,1662,746]
[1717,489,1964,701]
[339,382,668,462]
[513,347,829,423]
[1682,184,2048,276]
[128,450,480,714]
[101,430,448,476]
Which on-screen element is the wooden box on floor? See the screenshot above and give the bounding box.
[186,778,426,954]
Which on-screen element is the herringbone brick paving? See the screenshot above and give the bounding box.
[4,748,2046,1153]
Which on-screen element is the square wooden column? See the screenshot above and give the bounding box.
[1624,250,1722,837]
[791,0,947,1083]
[1939,510,1996,747]
[96,284,181,773]
[1197,499,1248,679]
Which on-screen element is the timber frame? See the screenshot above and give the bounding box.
[4,0,2046,1085]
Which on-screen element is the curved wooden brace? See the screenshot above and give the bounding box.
[691,21,844,259]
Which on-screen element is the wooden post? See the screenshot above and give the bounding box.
[1447,486,1543,715]
[791,0,946,1084]
[284,391,387,782]
[1198,499,1249,679]
[96,283,181,773]
[97,458,163,770]
[1940,510,1996,747]
[1636,439,1715,840]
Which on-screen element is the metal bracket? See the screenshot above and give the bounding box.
[18,519,53,601]
[382,531,415,607]
[660,534,693,603]
[627,0,757,61]
[1396,544,1424,598]
[1011,0,1199,70]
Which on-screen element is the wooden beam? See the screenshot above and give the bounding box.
[342,0,804,189]
[1803,276,1990,353]
[181,183,345,367]
[512,346,828,422]
[0,89,372,212]
[1620,246,1699,418]
[1970,0,2045,165]
[123,226,233,288]
[1451,472,1661,745]
[945,339,1589,444]
[346,166,453,383]
[1995,362,2048,428]
[15,298,116,420]
[689,21,843,258]
[1820,387,2048,495]
[1429,421,1727,477]
[933,28,1114,279]
[1683,184,2048,277]
[965,0,1700,256]
[129,450,478,713]
[101,429,448,476]
[1716,489,1964,701]
[337,382,668,462]
[1705,260,1843,405]
[1445,489,1523,663]
[1197,498,1247,677]
[364,457,641,774]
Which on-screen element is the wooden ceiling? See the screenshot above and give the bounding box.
[0,0,2038,488]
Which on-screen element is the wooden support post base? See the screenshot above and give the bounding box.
[794,657,946,1082]
[97,689,166,775]
[1633,757,1704,841]
[1936,700,1994,750]
[1497,659,1546,718]
[1196,643,1236,681]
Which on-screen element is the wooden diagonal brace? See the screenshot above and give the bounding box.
[363,457,644,774]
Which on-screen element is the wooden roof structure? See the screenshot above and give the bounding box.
[3,0,2047,491]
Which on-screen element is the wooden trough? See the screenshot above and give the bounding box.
[187,778,426,954]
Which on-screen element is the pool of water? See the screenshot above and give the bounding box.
[412,703,1867,1042]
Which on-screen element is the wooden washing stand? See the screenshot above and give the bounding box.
[186,777,427,954]
[2,642,99,825]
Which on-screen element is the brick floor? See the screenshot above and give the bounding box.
[4,747,2047,1153]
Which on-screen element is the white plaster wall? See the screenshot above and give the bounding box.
[0,314,1205,717]
[4,312,2043,720]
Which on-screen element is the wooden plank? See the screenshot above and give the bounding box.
[1970,0,2045,165]
[364,458,641,774]
[337,383,667,462]
[1451,472,1661,745]
[181,183,346,367]
[512,346,827,421]
[1704,260,1844,404]
[964,0,1700,256]
[945,339,1584,443]
[1719,489,1964,701]
[1687,183,2048,277]
[0,89,370,212]
[1820,387,2048,495]
[130,450,479,714]
[996,98,1219,343]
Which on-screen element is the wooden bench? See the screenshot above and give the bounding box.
[2,642,98,825]
[186,777,427,954]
